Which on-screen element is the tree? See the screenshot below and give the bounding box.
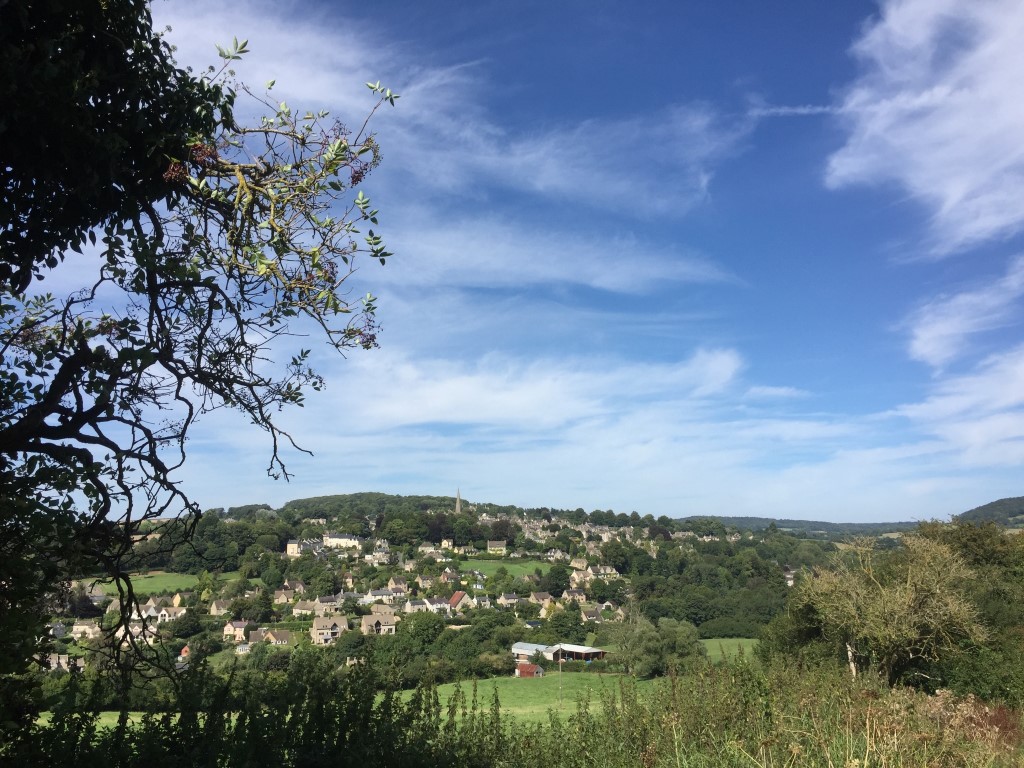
[606,609,702,678]
[544,604,587,645]
[788,536,986,684]
[168,611,203,639]
[0,0,397,678]
[398,611,446,649]
[540,563,570,597]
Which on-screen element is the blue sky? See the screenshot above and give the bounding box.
[152,0,1024,522]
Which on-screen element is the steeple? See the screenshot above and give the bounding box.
[455,489,462,516]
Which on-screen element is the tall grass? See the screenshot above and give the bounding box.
[9,658,1022,767]
[505,661,1023,767]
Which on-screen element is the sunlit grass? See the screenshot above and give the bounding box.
[700,637,758,662]
[100,570,260,596]
[467,559,550,579]
[426,671,651,724]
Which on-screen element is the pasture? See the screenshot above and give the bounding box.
[700,637,758,662]
[468,559,550,579]
[100,570,258,596]
[427,671,648,724]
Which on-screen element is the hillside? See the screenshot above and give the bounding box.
[688,516,919,537]
[956,496,1024,527]
[223,492,921,538]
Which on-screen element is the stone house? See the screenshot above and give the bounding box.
[360,614,398,636]
[310,616,347,646]
[223,620,248,643]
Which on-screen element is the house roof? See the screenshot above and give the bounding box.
[550,643,603,654]
[511,642,549,656]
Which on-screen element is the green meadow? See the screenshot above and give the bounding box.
[426,672,651,724]
[100,570,259,596]
[700,637,758,662]
[467,559,550,579]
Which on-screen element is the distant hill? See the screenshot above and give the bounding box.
[678,516,919,537]
[956,497,1024,527]
[266,491,921,539]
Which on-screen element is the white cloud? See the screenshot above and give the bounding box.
[897,344,1024,422]
[155,2,390,116]
[826,0,1024,253]
[367,70,750,216]
[178,333,1024,522]
[894,343,1024,466]
[329,346,745,432]
[747,104,839,118]
[156,1,749,218]
[375,212,732,294]
[904,255,1024,367]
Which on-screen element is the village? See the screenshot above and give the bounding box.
[45,500,790,683]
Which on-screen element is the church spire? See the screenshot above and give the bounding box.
[455,488,462,516]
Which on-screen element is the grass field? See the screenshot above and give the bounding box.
[700,637,758,662]
[39,711,145,728]
[425,672,648,723]
[100,570,259,596]
[101,572,199,595]
[468,559,550,579]
[46,674,639,729]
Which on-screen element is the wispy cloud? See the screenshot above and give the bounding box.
[188,343,1011,522]
[895,343,1024,466]
[747,104,839,118]
[157,1,750,218]
[904,255,1024,368]
[374,212,733,294]
[825,0,1024,253]
[365,71,752,216]
[333,347,746,432]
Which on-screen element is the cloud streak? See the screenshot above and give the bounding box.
[904,255,1024,368]
[374,212,733,294]
[826,0,1024,253]
[156,1,750,219]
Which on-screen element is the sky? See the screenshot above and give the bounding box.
[148,0,1024,522]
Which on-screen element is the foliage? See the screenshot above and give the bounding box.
[599,608,704,678]
[11,659,1022,768]
[0,0,223,292]
[957,496,1024,527]
[0,0,396,686]
[916,522,1024,704]
[784,535,987,684]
